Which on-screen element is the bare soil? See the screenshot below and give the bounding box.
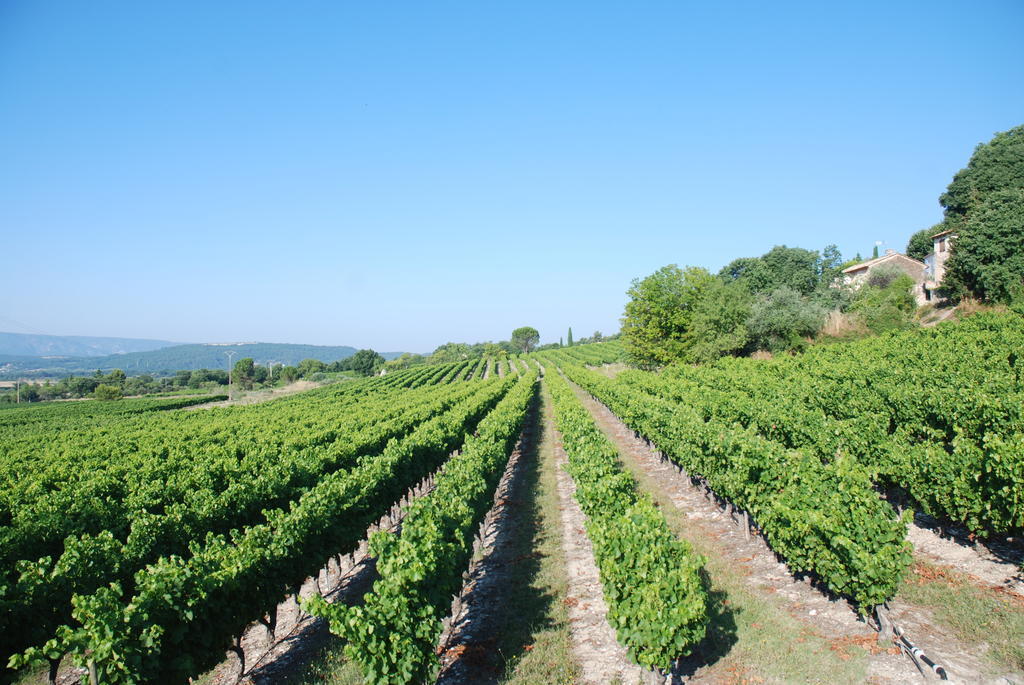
[187,380,322,410]
[436,395,539,683]
[544,385,656,685]
[906,520,1024,597]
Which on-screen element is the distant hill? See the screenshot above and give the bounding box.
[0,342,405,379]
[0,332,179,357]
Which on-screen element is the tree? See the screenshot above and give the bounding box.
[866,264,906,289]
[939,125,1024,229]
[481,343,505,359]
[93,384,123,400]
[943,189,1024,302]
[385,353,426,371]
[850,274,918,334]
[684,278,753,363]
[747,287,827,353]
[429,342,473,364]
[591,331,604,342]
[19,384,40,402]
[233,358,255,390]
[621,265,716,368]
[818,244,844,286]
[278,365,300,383]
[906,226,939,261]
[931,125,1024,301]
[510,327,540,354]
[719,245,829,296]
[567,327,573,347]
[297,358,327,377]
[349,349,384,376]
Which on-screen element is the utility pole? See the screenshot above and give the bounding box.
[225,350,236,401]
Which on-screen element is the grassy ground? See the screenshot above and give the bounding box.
[897,559,1024,675]
[499,388,578,684]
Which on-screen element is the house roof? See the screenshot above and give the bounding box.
[841,251,925,274]
[930,229,957,239]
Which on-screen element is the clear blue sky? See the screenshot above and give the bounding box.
[2,1,1021,352]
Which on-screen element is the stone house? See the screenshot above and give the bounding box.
[922,229,957,302]
[840,250,929,305]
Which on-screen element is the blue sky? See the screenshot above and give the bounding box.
[1,1,1021,352]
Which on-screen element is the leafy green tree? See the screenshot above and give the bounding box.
[349,349,384,376]
[67,376,100,396]
[747,287,827,353]
[385,353,426,371]
[850,274,918,334]
[621,265,716,368]
[943,189,1024,302]
[233,357,255,390]
[510,326,540,354]
[429,342,473,364]
[818,244,844,285]
[105,369,126,386]
[906,226,939,261]
[684,278,753,363]
[92,384,123,400]
[19,384,41,402]
[278,365,300,383]
[297,358,327,377]
[865,264,907,289]
[939,125,1024,229]
[481,343,505,359]
[720,245,830,295]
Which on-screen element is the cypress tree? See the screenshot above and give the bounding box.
[567,327,574,346]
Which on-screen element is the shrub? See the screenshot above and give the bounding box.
[92,384,123,401]
[747,287,827,352]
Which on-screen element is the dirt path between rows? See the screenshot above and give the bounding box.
[566,378,998,684]
[436,394,540,683]
[544,384,655,685]
[906,518,1024,596]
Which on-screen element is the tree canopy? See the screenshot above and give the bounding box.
[747,287,827,353]
[939,125,1024,229]
[933,125,1024,301]
[232,358,255,389]
[349,349,385,376]
[620,265,716,368]
[719,244,842,295]
[510,327,540,354]
[905,225,939,261]
[943,189,1024,302]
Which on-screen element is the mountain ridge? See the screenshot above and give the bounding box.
[0,337,404,378]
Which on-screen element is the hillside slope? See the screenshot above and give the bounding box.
[0,342,403,378]
[0,332,179,357]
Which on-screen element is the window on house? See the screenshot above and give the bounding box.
[939,239,945,252]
